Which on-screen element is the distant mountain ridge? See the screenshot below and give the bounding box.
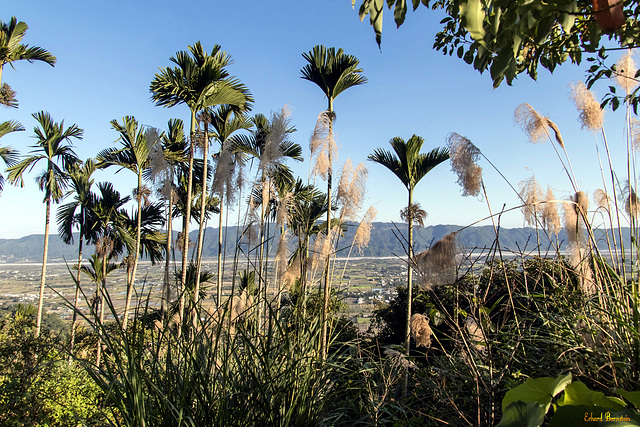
[0,222,627,262]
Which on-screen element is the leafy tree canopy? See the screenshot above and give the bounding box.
[353,0,640,99]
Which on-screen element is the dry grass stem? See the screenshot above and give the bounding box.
[519,176,544,227]
[414,233,457,290]
[411,313,433,348]
[569,82,604,131]
[542,187,561,236]
[446,133,483,197]
[615,50,638,95]
[353,206,377,254]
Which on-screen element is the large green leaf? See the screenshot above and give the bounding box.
[459,0,486,42]
[618,390,640,411]
[497,401,545,427]
[559,382,626,411]
[502,373,572,413]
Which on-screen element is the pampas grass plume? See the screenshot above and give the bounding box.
[569,81,604,131]
[353,206,377,254]
[446,133,483,197]
[519,176,543,227]
[594,188,611,210]
[514,103,564,147]
[615,50,638,95]
[542,187,561,236]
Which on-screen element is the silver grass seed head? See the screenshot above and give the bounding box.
[542,187,561,236]
[353,206,377,254]
[519,176,544,227]
[594,188,611,210]
[514,103,564,147]
[446,133,483,197]
[569,81,604,131]
[615,50,638,96]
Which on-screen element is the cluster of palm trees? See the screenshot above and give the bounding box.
[1,14,453,363]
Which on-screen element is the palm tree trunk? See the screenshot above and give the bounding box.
[161,192,173,319]
[405,188,414,355]
[96,252,107,367]
[122,173,143,330]
[36,196,51,337]
[69,234,84,358]
[217,196,224,308]
[194,122,209,317]
[403,187,414,397]
[257,176,267,333]
[321,105,334,360]
[179,112,197,336]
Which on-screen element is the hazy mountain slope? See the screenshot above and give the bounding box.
[0,222,626,262]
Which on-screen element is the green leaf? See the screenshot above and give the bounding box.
[502,373,572,413]
[618,390,640,410]
[558,382,626,411]
[394,0,407,27]
[497,401,545,427]
[459,0,486,42]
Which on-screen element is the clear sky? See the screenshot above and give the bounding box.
[0,0,634,239]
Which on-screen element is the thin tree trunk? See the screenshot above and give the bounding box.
[403,188,414,397]
[36,196,51,337]
[217,196,224,307]
[96,252,107,368]
[194,122,209,318]
[161,192,173,319]
[179,113,197,337]
[321,106,334,360]
[69,234,83,359]
[257,175,267,333]
[122,173,143,330]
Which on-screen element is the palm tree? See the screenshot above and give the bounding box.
[204,105,252,307]
[7,111,81,336]
[97,116,156,330]
[56,158,97,353]
[150,42,253,327]
[87,182,132,365]
[0,120,23,195]
[153,119,189,317]
[368,136,449,358]
[301,45,366,357]
[0,17,56,104]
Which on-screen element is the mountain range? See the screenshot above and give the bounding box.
[0,222,627,263]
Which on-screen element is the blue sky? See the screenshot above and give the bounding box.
[0,0,634,240]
